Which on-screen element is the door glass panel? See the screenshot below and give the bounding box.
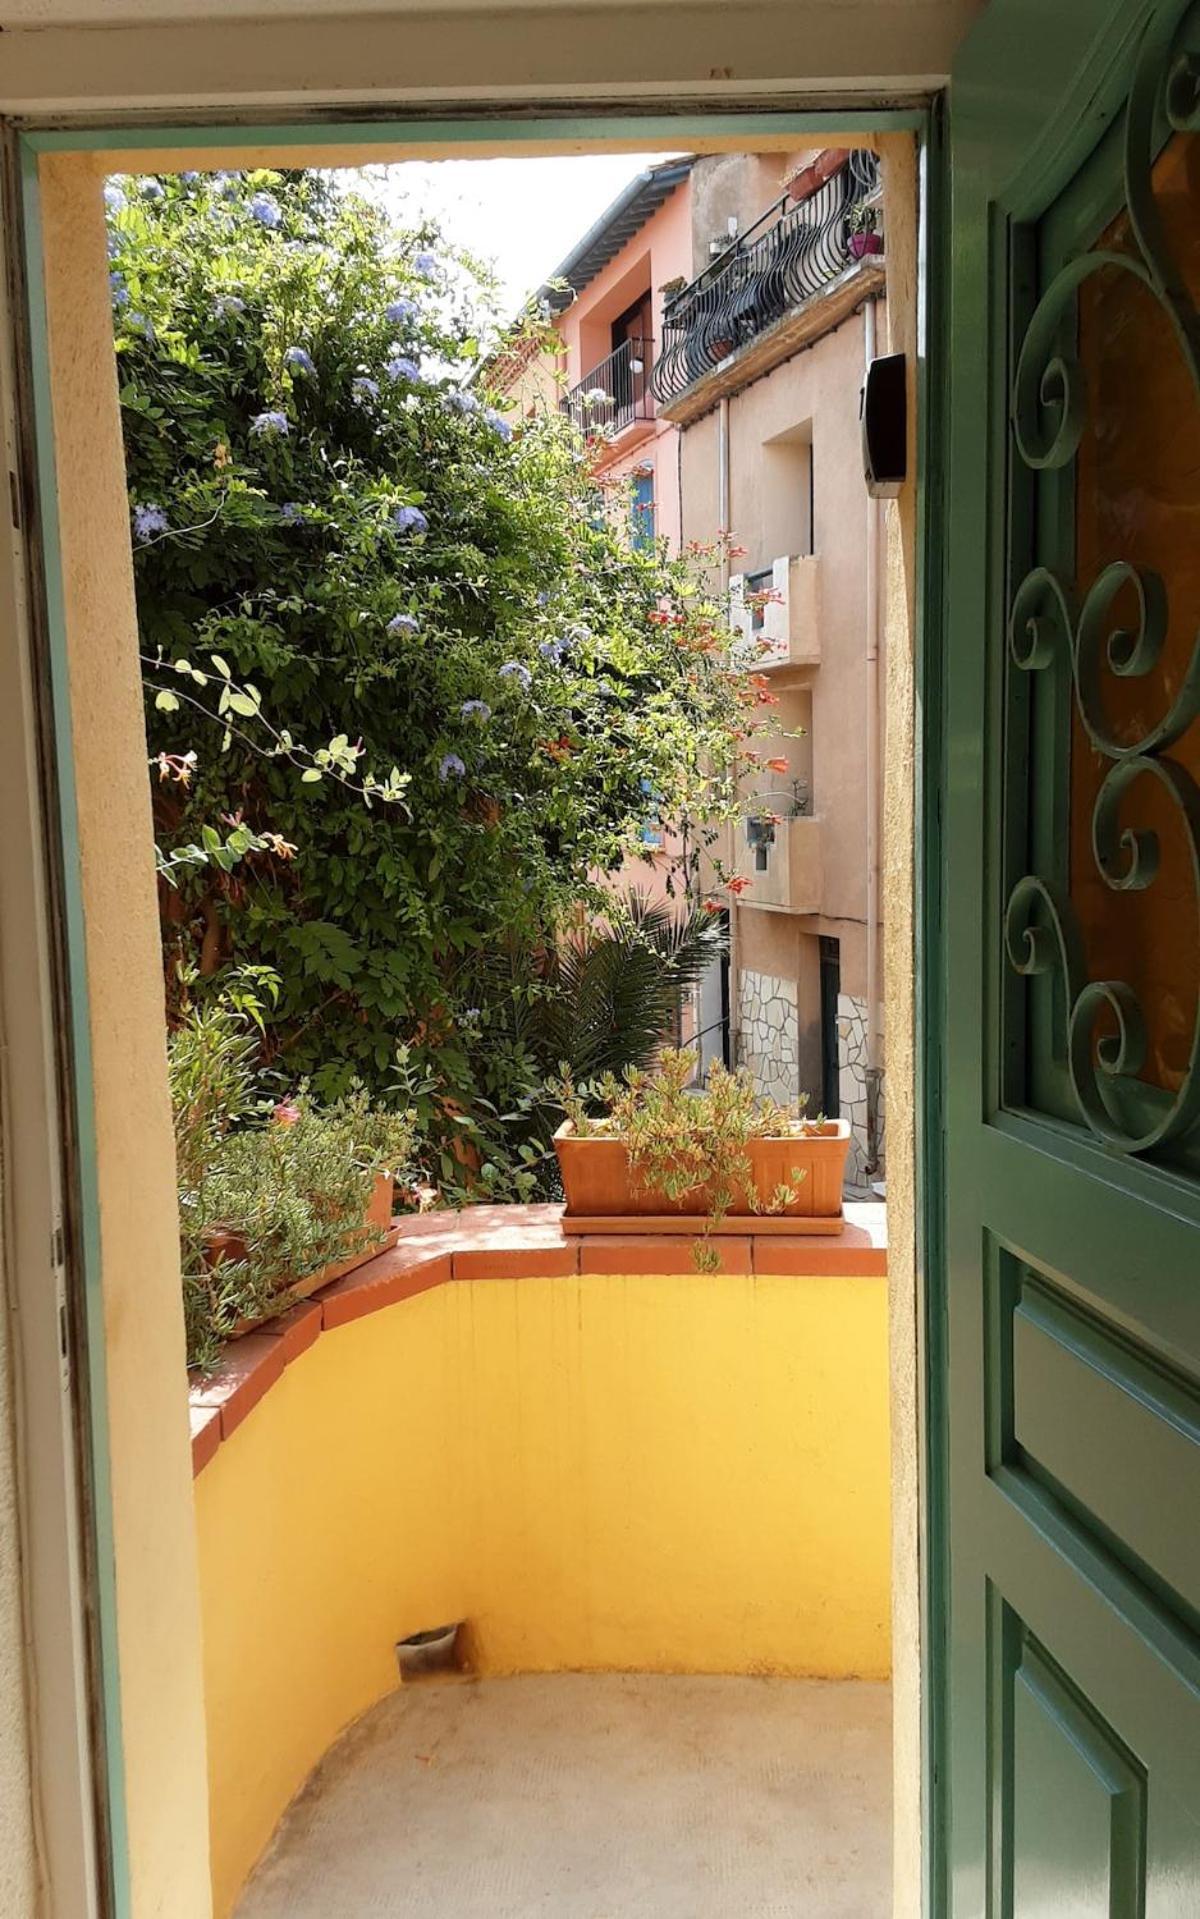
[1005,112,1200,1171]
[1069,133,1200,1108]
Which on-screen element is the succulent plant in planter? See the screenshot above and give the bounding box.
[554,1047,851,1270]
[171,984,415,1369]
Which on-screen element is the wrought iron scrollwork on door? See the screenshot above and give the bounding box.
[1004,0,1200,1154]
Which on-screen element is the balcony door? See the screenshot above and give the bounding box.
[939,0,1200,1910]
[610,292,653,423]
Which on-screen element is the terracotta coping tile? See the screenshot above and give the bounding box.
[189,1402,221,1476]
[190,1331,285,1442]
[393,1202,569,1260]
[258,1299,323,1365]
[841,1201,888,1251]
[452,1243,578,1281]
[577,1234,753,1276]
[319,1247,453,1331]
[752,1227,886,1278]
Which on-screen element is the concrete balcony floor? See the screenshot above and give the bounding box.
[236,1671,891,1917]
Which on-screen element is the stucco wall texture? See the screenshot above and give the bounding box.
[681,301,876,945]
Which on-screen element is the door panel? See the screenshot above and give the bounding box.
[944,2,1200,1911]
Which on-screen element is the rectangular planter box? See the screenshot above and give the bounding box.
[554,1121,851,1235]
[222,1171,398,1335]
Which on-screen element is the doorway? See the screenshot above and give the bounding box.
[5,115,925,1919]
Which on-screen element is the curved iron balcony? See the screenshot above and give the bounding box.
[561,335,655,436]
[650,151,880,407]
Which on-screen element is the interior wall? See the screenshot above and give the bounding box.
[0,1247,36,1912]
[38,151,213,1919]
[876,128,922,1919]
[0,2,978,115]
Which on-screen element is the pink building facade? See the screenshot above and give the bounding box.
[550,159,693,553]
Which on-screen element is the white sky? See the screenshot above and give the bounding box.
[368,155,678,322]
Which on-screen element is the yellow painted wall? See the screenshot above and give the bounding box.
[194,1269,890,1915]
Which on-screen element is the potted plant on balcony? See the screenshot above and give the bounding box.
[196,1088,413,1338]
[171,987,415,1367]
[848,202,884,260]
[553,1047,851,1266]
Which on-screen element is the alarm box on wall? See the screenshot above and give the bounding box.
[860,353,906,498]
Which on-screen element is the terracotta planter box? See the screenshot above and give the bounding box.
[554,1121,851,1236]
[210,1171,399,1336]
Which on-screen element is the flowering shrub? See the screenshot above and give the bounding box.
[112,167,765,1193]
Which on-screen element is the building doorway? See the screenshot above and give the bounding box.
[820,932,841,1120]
[3,115,922,1919]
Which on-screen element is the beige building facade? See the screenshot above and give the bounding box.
[495,149,890,1185]
[665,148,887,1189]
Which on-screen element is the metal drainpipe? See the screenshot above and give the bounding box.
[719,394,740,1071]
[863,300,882,1177]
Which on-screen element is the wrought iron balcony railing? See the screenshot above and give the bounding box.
[561,335,654,436]
[650,150,881,407]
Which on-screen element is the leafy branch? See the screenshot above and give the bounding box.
[144,649,411,808]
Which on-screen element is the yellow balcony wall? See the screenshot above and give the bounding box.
[193,1250,889,1914]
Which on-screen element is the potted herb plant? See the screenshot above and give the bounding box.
[553,1048,851,1260]
[197,1088,412,1337]
[170,984,414,1369]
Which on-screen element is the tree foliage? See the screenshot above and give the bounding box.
[111,166,761,1192]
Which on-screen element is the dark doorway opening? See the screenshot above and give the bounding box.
[819,934,841,1118]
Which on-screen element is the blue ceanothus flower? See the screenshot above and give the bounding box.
[133,503,169,541]
[249,192,282,229]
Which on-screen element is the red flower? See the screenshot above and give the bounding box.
[765,756,790,773]
[727,874,752,896]
[273,1100,301,1127]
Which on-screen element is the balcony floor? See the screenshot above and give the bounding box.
[236,1672,891,1917]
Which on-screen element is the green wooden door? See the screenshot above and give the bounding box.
[942,1,1200,1911]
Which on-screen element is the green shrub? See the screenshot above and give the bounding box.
[112,167,766,1194]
